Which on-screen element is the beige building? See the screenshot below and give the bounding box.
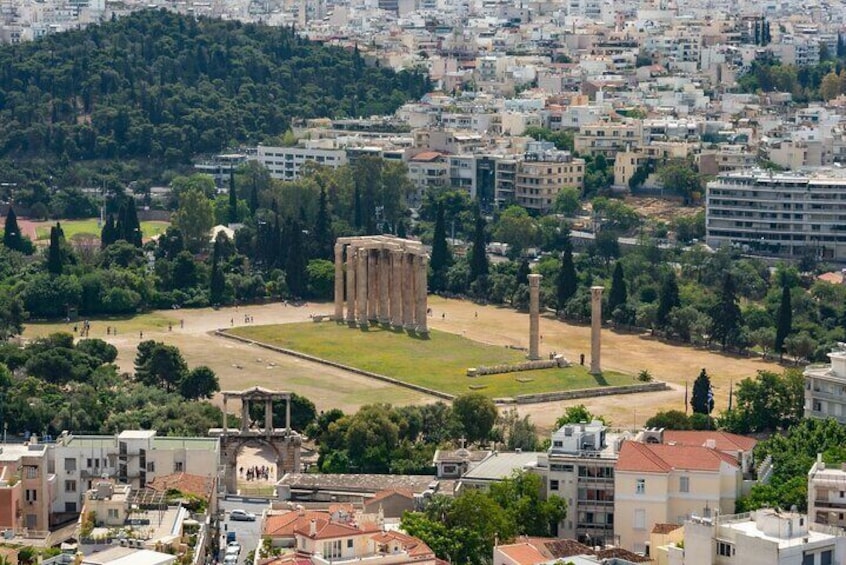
[808,455,846,529]
[614,441,742,553]
[574,120,643,159]
[0,440,55,535]
[805,344,846,424]
[514,141,584,213]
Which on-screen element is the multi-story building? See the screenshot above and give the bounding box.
[706,169,846,262]
[805,343,846,424]
[614,440,742,553]
[52,430,219,518]
[808,454,846,529]
[683,509,846,565]
[574,120,643,159]
[407,151,449,205]
[256,142,348,180]
[538,421,620,546]
[0,440,54,535]
[513,141,584,213]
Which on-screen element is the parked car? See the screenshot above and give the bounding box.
[226,542,241,556]
[229,509,257,521]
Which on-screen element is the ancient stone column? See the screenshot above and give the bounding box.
[355,248,368,326]
[265,397,273,434]
[379,248,390,324]
[285,395,291,432]
[590,286,604,375]
[367,249,378,322]
[402,254,415,330]
[222,395,228,435]
[334,243,345,321]
[390,249,403,328]
[528,273,542,360]
[345,244,357,324]
[240,398,250,433]
[415,255,429,334]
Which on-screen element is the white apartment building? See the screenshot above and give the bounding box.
[682,509,846,565]
[808,455,846,530]
[256,143,348,180]
[706,169,846,262]
[805,343,846,424]
[537,420,620,546]
[52,431,219,517]
[574,120,643,159]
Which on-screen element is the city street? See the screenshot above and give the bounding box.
[219,498,270,564]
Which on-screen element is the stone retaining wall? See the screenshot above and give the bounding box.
[512,381,670,404]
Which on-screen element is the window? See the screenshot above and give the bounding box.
[550,480,560,491]
[634,509,645,530]
[802,553,815,565]
[717,541,734,556]
[25,466,37,479]
[25,489,37,502]
[174,462,184,472]
[64,458,76,472]
[636,479,645,494]
[64,481,76,493]
[108,509,119,519]
[146,462,155,472]
[323,540,342,559]
[65,502,77,512]
[680,476,689,493]
[822,549,833,565]
[347,539,354,549]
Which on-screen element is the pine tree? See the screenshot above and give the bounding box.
[608,261,627,314]
[47,225,64,275]
[209,237,226,305]
[228,170,238,224]
[691,368,714,414]
[468,207,489,284]
[3,208,22,252]
[314,187,333,260]
[429,203,451,291]
[656,270,680,330]
[710,272,743,350]
[556,244,578,313]
[286,220,308,298]
[775,284,792,359]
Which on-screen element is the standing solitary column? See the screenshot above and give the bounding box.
[402,254,415,330]
[415,255,429,334]
[379,249,391,324]
[356,248,368,326]
[590,286,604,375]
[334,243,345,321]
[285,395,291,433]
[367,249,378,322]
[265,397,273,434]
[390,249,403,328]
[528,273,542,360]
[345,244,357,324]
[240,398,250,432]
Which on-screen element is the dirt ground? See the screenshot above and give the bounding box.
[623,196,701,223]
[25,297,777,434]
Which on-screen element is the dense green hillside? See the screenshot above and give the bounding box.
[0,10,428,165]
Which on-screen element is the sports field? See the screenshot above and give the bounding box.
[227,323,632,398]
[32,219,170,241]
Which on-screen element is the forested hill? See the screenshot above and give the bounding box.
[0,10,429,164]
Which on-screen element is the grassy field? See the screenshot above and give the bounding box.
[34,219,170,241]
[24,311,176,337]
[227,322,633,398]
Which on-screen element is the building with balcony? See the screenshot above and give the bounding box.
[706,169,846,262]
[514,141,584,213]
[538,420,621,546]
[256,142,348,180]
[808,455,846,529]
[574,121,643,159]
[805,343,846,424]
[0,439,54,535]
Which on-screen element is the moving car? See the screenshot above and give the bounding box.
[229,509,257,521]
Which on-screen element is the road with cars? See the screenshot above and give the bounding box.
[218,498,268,564]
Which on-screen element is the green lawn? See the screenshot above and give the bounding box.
[34,219,170,241]
[227,322,633,398]
[24,312,175,338]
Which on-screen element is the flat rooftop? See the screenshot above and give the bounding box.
[462,452,542,481]
[278,473,453,496]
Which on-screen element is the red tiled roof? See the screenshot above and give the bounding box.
[264,510,331,538]
[410,151,445,162]
[651,523,681,535]
[617,441,738,473]
[366,489,414,506]
[662,430,757,453]
[294,518,368,540]
[596,547,653,562]
[496,543,548,565]
[371,530,434,557]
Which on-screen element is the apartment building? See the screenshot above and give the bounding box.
[614,441,742,553]
[256,142,348,180]
[805,343,846,424]
[513,141,584,213]
[537,421,620,546]
[696,145,757,176]
[683,509,846,565]
[574,121,643,159]
[0,440,54,535]
[808,455,846,529]
[52,431,219,518]
[706,169,846,262]
[407,151,449,205]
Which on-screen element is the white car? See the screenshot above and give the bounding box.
[223,556,238,565]
[229,509,257,521]
[225,543,240,556]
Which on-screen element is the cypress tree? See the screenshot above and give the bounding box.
[314,187,333,260]
[125,199,142,247]
[556,244,578,313]
[429,203,451,291]
[656,270,680,330]
[209,237,226,305]
[396,220,407,239]
[516,259,530,287]
[249,180,259,215]
[100,215,116,249]
[3,208,22,252]
[710,272,743,350]
[775,284,792,358]
[285,220,308,298]
[468,207,489,284]
[47,225,64,275]
[228,170,238,224]
[608,261,627,314]
[691,368,714,414]
[353,186,362,230]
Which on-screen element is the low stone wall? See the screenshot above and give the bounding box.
[468,355,570,377]
[215,329,455,400]
[511,381,670,404]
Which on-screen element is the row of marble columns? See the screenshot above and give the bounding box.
[221,394,291,436]
[334,242,428,333]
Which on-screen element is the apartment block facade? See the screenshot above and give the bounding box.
[805,344,846,424]
[808,455,846,529]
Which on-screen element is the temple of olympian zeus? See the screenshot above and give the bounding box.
[333,236,429,334]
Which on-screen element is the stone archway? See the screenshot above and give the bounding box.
[211,387,302,494]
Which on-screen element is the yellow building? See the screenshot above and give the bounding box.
[614,441,742,553]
